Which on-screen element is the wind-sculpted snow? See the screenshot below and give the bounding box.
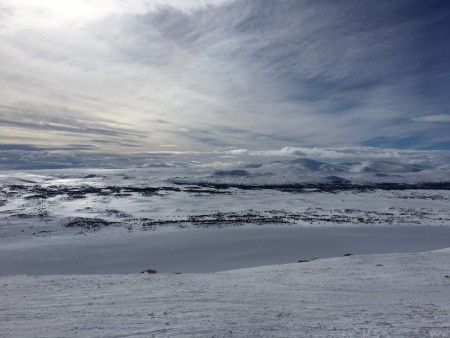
[1,249,450,337]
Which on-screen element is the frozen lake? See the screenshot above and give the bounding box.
[2,225,450,275]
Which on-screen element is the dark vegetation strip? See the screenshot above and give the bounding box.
[173,181,450,192]
[3,181,450,201]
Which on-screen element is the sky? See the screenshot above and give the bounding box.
[1,0,450,168]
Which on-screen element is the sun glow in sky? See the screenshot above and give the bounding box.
[0,0,450,168]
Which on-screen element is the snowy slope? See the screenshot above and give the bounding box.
[2,249,450,338]
[1,158,450,337]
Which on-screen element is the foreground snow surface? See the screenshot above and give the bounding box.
[2,249,450,338]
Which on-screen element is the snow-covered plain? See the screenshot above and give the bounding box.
[1,160,449,241]
[2,249,450,337]
[1,158,450,337]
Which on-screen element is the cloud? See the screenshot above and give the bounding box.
[0,0,449,160]
[223,149,249,156]
[0,143,99,152]
[218,146,450,168]
[1,145,449,170]
[249,147,405,159]
[0,103,145,151]
[412,115,450,123]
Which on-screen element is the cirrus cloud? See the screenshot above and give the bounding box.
[0,0,449,164]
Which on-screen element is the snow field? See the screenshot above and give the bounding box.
[1,249,450,337]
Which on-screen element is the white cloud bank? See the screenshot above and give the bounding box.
[222,146,450,165]
[2,144,449,170]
